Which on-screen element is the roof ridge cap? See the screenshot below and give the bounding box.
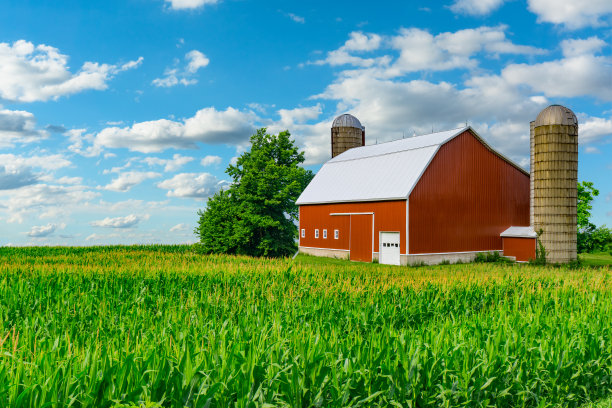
[328,142,441,163]
[329,127,466,163]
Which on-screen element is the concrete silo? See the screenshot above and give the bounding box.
[331,114,365,158]
[531,105,578,263]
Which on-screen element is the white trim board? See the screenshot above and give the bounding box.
[330,212,374,216]
[299,246,350,252]
[410,249,502,256]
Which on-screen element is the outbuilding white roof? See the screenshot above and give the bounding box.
[500,226,537,238]
[297,126,527,205]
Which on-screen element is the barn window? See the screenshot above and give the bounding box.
[323,229,327,239]
[315,229,319,239]
[301,229,305,238]
[334,229,339,239]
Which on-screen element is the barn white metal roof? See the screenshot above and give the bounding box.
[297,127,468,205]
[297,126,528,205]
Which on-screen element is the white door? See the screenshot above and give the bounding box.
[380,232,400,265]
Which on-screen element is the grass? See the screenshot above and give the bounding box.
[580,251,612,266]
[0,246,610,407]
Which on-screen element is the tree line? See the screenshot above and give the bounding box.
[578,181,612,254]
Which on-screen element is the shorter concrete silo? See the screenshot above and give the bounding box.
[331,114,365,158]
[531,105,578,263]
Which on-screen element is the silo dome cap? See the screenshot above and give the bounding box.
[535,104,577,127]
[332,113,364,129]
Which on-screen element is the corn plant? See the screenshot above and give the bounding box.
[0,247,610,407]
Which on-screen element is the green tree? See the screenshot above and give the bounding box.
[196,128,314,257]
[591,225,612,252]
[577,181,599,229]
[577,181,600,253]
[195,189,240,254]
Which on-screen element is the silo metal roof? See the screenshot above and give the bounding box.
[296,126,526,205]
[534,105,578,127]
[332,114,364,129]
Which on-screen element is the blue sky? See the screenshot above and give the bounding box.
[1,0,611,245]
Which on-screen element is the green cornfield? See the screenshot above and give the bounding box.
[0,246,611,407]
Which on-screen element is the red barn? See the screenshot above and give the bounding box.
[296,125,533,265]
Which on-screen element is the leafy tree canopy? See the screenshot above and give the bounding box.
[577,181,599,230]
[576,181,612,254]
[196,128,314,257]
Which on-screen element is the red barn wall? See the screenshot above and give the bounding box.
[299,201,406,257]
[503,237,536,262]
[409,130,530,254]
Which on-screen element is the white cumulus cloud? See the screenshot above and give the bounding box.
[528,0,612,29]
[0,153,72,190]
[561,37,607,57]
[200,155,222,166]
[90,214,148,228]
[170,223,189,232]
[387,26,545,76]
[277,104,322,126]
[94,107,256,153]
[27,223,63,237]
[579,116,612,144]
[450,0,505,16]
[0,109,46,147]
[312,32,388,68]
[152,69,195,87]
[312,26,544,75]
[0,153,71,171]
[0,165,38,190]
[143,154,195,172]
[0,183,98,224]
[101,171,161,192]
[157,172,226,199]
[501,54,612,101]
[165,0,219,10]
[185,50,210,73]
[292,26,609,166]
[66,128,103,157]
[153,50,209,87]
[0,40,142,102]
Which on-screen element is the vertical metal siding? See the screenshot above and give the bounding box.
[502,237,536,262]
[350,214,373,261]
[409,131,530,254]
[299,201,406,254]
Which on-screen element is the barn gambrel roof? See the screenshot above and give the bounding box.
[296,126,527,205]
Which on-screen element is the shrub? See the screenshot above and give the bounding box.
[475,251,503,263]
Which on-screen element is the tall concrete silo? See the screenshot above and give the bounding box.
[531,105,578,263]
[331,114,365,158]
